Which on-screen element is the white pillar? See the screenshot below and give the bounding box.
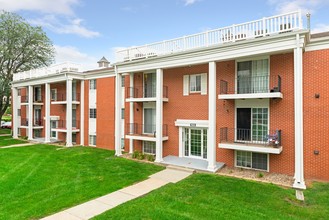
[45,83,51,142]
[155,68,163,162]
[12,87,18,138]
[129,73,134,153]
[293,34,306,189]
[207,61,217,171]
[80,80,85,146]
[28,85,33,140]
[115,67,122,156]
[66,79,73,147]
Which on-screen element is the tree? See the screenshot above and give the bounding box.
[0,11,55,122]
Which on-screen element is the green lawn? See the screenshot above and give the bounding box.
[0,145,164,220]
[94,174,329,220]
[0,129,11,135]
[0,136,27,147]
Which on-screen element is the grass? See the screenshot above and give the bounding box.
[0,136,27,147]
[0,129,11,135]
[94,174,329,220]
[0,145,164,220]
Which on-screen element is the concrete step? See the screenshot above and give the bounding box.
[166,165,195,174]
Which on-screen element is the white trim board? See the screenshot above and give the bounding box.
[175,119,208,128]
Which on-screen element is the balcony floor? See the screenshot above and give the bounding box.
[219,142,283,154]
[218,92,282,100]
[125,134,168,142]
[162,155,225,172]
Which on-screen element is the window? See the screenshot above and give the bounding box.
[121,76,125,87]
[90,79,97,90]
[237,59,269,94]
[184,128,207,159]
[89,135,96,146]
[17,128,21,136]
[121,138,125,150]
[51,121,57,139]
[34,86,42,102]
[17,109,21,117]
[121,108,125,119]
[51,89,57,101]
[17,89,21,96]
[236,151,268,171]
[143,141,156,154]
[34,129,41,138]
[183,73,207,96]
[190,74,201,92]
[89,108,97,118]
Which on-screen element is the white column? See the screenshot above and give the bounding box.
[12,87,18,138]
[28,85,33,140]
[129,73,134,153]
[80,80,85,146]
[45,83,51,142]
[115,68,122,156]
[66,79,73,147]
[207,61,217,171]
[155,68,163,162]
[293,34,306,189]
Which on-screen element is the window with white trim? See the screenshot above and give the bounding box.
[143,141,156,155]
[184,128,207,159]
[89,108,97,119]
[51,89,57,101]
[121,76,125,87]
[90,79,96,90]
[17,109,21,117]
[121,138,125,150]
[89,135,96,146]
[183,73,207,96]
[236,151,268,171]
[17,89,21,96]
[121,108,125,119]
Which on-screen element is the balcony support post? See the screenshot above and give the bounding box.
[45,83,51,143]
[28,85,33,140]
[80,80,85,146]
[12,87,18,138]
[115,67,122,156]
[293,33,306,190]
[155,68,163,162]
[129,73,134,153]
[66,78,73,147]
[207,61,217,171]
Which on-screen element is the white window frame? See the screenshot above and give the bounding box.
[90,79,96,90]
[51,89,57,101]
[143,141,156,155]
[89,135,96,146]
[183,127,208,159]
[235,150,269,172]
[89,108,97,119]
[189,74,202,93]
[183,73,207,96]
[51,120,58,139]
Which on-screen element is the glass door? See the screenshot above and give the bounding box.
[236,108,251,141]
[72,108,76,128]
[237,61,252,94]
[144,73,156,98]
[34,108,42,126]
[184,128,207,159]
[143,108,156,134]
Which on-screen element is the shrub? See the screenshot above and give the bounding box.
[258,172,264,178]
[132,150,140,159]
[146,154,155,162]
[136,152,145,160]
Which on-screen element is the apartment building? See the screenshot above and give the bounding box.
[11,11,329,189]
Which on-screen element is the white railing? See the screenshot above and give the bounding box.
[13,62,81,81]
[116,11,303,62]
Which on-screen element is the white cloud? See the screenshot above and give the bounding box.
[0,0,79,15]
[183,0,200,6]
[312,24,329,33]
[54,45,98,71]
[268,0,327,15]
[29,15,100,38]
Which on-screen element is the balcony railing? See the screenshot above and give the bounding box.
[21,118,29,126]
[220,127,282,147]
[34,119,43,126]
[20,118,43,126]
[220,75,281,95]
[116,11,302,62]
[34,95,43,102]
[55,120,80,129]
[52,93,80,102]
[126,123,168,137]
[13,62,82,81]
[126,86,168,99]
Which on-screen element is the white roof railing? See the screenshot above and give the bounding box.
[116,10,303,62]
[13,62,82,81]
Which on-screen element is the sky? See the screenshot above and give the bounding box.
[0,0,329,70]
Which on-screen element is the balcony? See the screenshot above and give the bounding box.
[218,127,282,154]
[13,62,81,81]
[20,118,43,128]
[34,95,44,105]
[52,120,80,132]
[126,86,168,102]
[21,96,29,105]
[125,123,169,141]
[218,75,282,99]
[51,93,80,104]
[116,11,302,62]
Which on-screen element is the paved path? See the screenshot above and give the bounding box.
[41,166,194,220]
[0,143,34,149]
[0,134,11,136]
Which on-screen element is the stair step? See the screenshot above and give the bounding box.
[166,165,195,174]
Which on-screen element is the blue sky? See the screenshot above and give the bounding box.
[1,0,329,70]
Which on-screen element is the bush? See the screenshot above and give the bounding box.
[146,154,155,162]
[136,152,145,160]
[132,150,140,159]
[257,172,264,178]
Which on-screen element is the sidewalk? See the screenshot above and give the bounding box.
[41,166,194,220]
[0,143,34,149]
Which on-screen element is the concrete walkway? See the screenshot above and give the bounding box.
[41,166,194,220]
[0,143,34,149]
[0,134,11,136]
